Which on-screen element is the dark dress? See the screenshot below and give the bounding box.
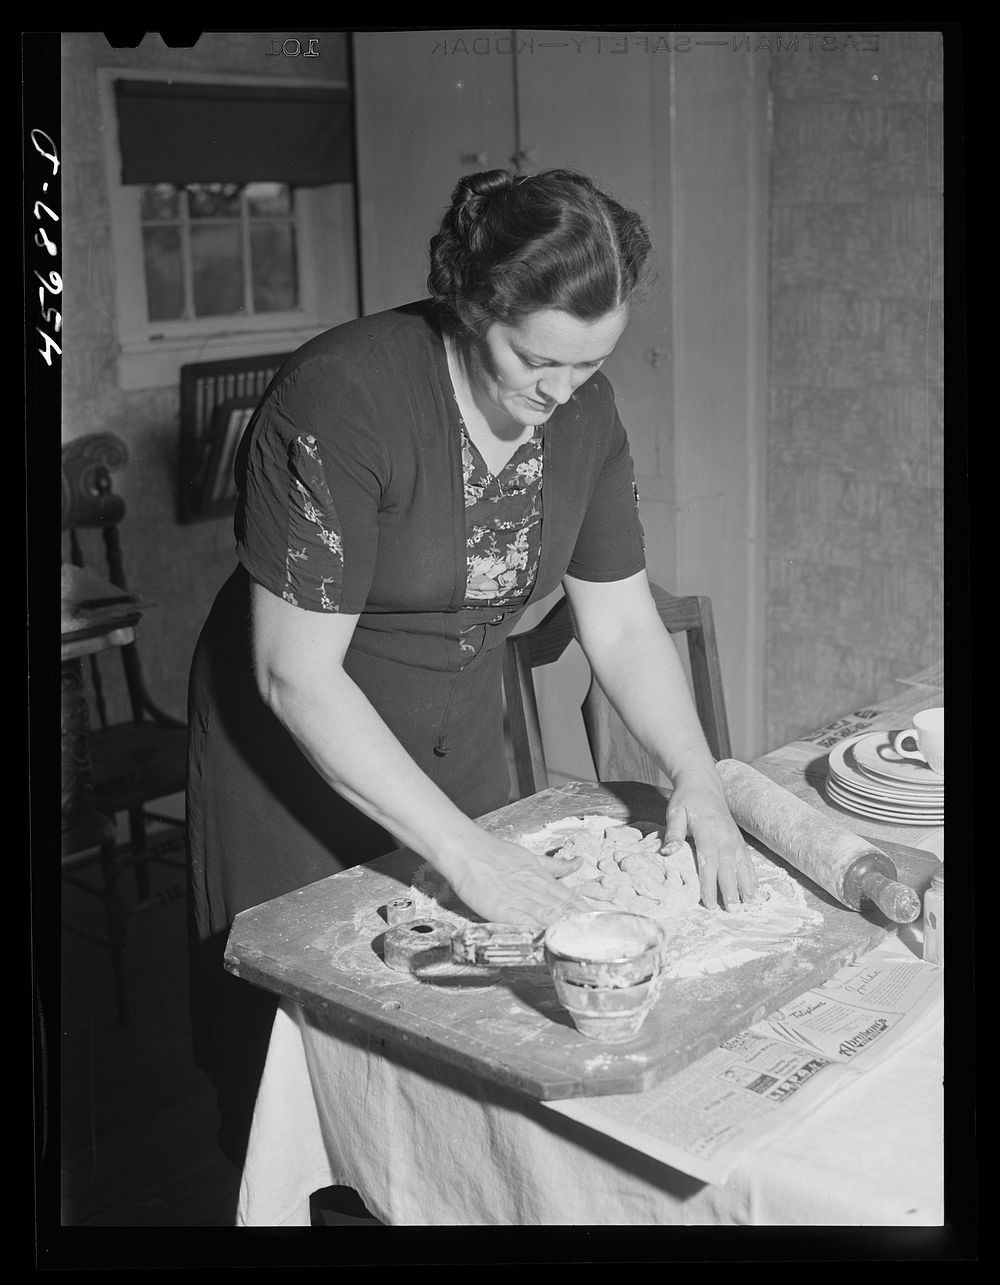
[186,300,646,1163]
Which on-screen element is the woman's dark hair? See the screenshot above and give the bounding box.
[428,168,652,337]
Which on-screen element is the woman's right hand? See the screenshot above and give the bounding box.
[439,834,585,927]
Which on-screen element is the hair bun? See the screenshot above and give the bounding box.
[452,169,516,207]
[449,170,519,250]
[451,170,517,245]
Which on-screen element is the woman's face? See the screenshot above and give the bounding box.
[472,306,630,428]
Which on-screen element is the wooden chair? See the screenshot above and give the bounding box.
[61,433,189,1021]
[503,583,731,799]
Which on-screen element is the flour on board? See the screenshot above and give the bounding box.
[403,814,823,981]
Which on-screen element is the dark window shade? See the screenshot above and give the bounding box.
[114,80,354,186]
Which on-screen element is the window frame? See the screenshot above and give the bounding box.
[96,67,358,391]
[135,181,305,329]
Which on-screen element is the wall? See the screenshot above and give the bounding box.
[60,32,350,723]
[765,30,944,747]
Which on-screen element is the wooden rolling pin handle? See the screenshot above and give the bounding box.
[854,871,921,924]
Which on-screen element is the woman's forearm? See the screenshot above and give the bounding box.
[565,572,758,905]
[577,608,758,905]
[584,620,720,785]
[262,664,484,870]
[249,582,584,924]
[260,663,587,925]
[562,571,722,787]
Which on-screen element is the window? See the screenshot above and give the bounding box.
[140,182,300,322]
[97,70,359,390]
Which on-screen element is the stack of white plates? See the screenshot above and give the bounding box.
[825,731,944,826]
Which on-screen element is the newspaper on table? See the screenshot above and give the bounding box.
[755,706,897,791]
[543,943,942,1185]
[791,706,897,753]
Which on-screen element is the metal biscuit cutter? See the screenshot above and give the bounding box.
[382,910,667,1044]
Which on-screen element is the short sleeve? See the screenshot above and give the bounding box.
[235,361,385,613]
[565,404,646,582]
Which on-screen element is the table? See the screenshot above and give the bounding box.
[233,672,945,1226]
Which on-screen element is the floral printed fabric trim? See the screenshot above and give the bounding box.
[461,427,543,605]
[283,434,346,611]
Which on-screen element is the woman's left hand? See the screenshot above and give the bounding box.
[662,774,758,910]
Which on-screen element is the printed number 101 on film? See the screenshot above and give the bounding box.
[266,38,320,56]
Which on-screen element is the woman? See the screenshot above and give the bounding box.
[187,168,757,1167]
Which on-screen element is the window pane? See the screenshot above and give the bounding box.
[245,182,293,217]
[250,224,298,312]
[187,182,243,219]
[190,225,244,316]
[140,183,181,221]
[142,225,185,320]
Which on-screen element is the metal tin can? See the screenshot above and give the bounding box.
[922,869,944,965]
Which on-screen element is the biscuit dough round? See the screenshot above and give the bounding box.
[542,821,703,919]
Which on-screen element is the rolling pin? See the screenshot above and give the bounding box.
[715,759,921,924]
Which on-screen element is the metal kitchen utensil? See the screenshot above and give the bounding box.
[383,910,668,1044]
[385,896,417,926]
[537,911,667,1043]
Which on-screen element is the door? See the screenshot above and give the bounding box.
[352,30,517,314]
[511,32,769,762]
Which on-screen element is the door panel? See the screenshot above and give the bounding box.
[352,31,517,314]
[512,30,673,493]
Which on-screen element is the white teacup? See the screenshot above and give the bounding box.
[892,707,944,776]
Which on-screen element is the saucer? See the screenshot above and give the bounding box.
[847,730,945,788]
[828,737,944,803]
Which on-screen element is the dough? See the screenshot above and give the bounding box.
[544,818,703,919]
[514,814,827,979]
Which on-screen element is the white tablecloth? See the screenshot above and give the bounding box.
[237,973,943,1227]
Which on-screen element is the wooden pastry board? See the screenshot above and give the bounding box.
[224,780,941,1101]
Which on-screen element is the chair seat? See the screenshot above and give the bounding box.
[90,723,188,814]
